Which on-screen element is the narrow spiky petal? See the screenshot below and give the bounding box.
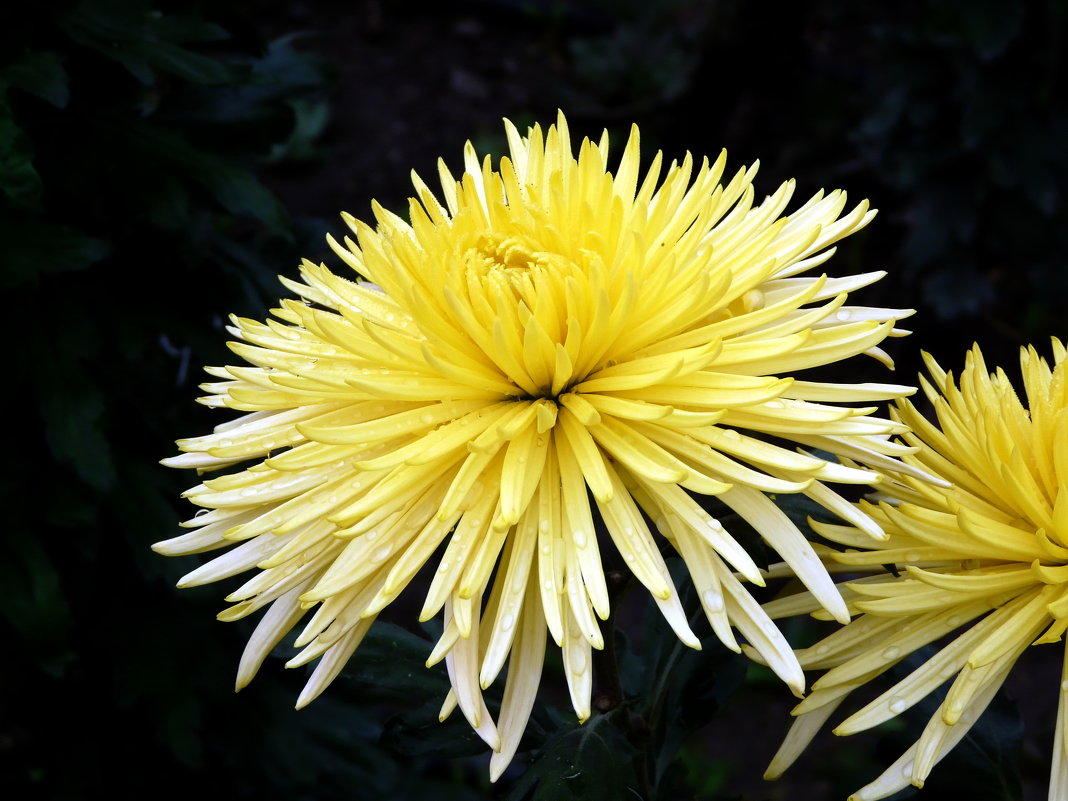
[767,341,1068,801]
[158,113,910,775]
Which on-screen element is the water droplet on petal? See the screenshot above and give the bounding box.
[702,590,724,612]
[574,530,588,548]
[501,613,516,631]
[569,649,587,674]
[888,697,908,714]
[836,310,852,322]
[882,646,901,660]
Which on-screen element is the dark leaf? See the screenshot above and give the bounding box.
[1,50,70,107]
[0,97,42,207]
[0,218,110,287]
[507,715,642,801]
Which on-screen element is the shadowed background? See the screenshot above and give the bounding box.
[3,1,1065,799]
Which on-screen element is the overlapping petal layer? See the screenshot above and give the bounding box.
[763,341,1068,800]
[158,113,911,775]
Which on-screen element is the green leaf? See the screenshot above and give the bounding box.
[382,702,491,759]
[0,534,73,652]
[57,2,244,86]
[338,622,451,699]
[1,217,110,285]
[268,98,331,163]
[41,383,117,492]
[1,51,70,107]
[0,97,42,207]
[114,120,288,229]
[506,715,641,801]
[0,218,110,287]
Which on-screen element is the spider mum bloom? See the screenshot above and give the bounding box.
[158,113,913,776]
[763,341,1068,800]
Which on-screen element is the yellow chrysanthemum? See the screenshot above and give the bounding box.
[158,112,913,776]
[763,341,1068,800]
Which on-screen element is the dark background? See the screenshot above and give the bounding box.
[3,1,1065,799]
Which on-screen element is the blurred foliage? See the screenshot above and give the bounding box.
[0,1,478,798]
[4,0,1065,799]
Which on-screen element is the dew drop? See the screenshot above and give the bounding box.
[263,440,276,449]
[543,578,554,591]
[702,590,724,612]
[836,310,852,322]
[501,613,516,631]
[365,529,379,541]
[372,544,392,563]
[239,487,259,497]
[1060,679,1068,693]
[540,543,551,555]
[220,438,234,447]
[946,615,961,628]
[569,649,588,674]
[814,644,830,656]
[888,697,908,714]
[624,552,636,562]
[881,646,901,660]
[766,400,785,409]
[574,530,588,548]
[421,412,435,424]
[900,760,914,779]
[438,561,450,573]
[328,495,338,504]
[706,518,724,531]
[194,509,211,518]
[906,551,922,562]
[721,429,741,441]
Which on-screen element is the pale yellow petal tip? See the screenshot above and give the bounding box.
[740,644,766,665]
[488,759,507,784]
[763,762,787,781]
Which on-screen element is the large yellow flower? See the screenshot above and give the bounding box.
[763,341,1068,800]
[158,113,912,776]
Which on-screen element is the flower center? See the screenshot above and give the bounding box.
[474,233,545,272]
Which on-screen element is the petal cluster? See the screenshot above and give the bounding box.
[158,113,911,775]
[764,341,1068,800]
